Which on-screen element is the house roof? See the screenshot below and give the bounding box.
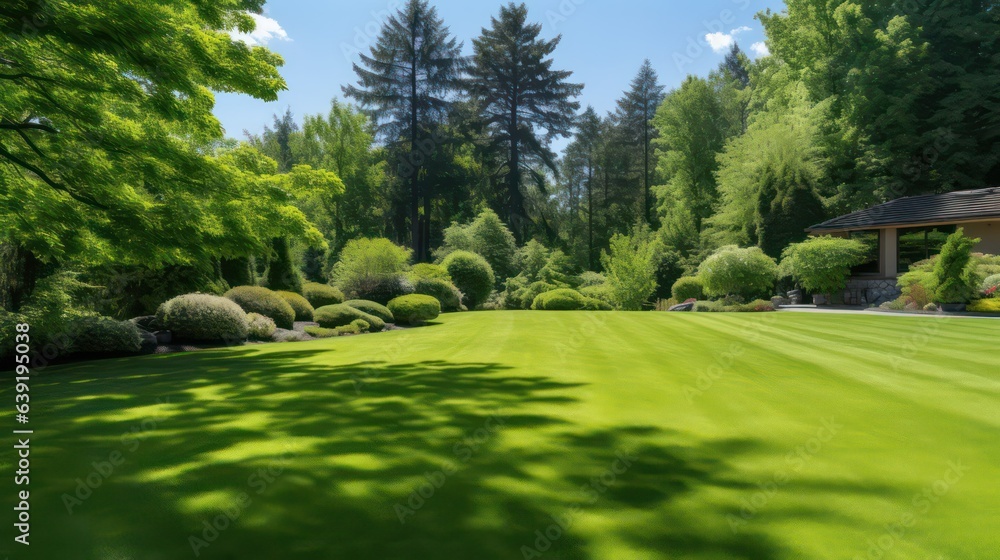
[808,187,1000,232]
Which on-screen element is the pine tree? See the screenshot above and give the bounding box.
[614,60,665,225]
[343,0,464,259]
[247,108,299,173]
[564,106,603,270]
[467,2,583,239]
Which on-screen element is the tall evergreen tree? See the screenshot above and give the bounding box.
[467,2,583,239]
[564,106,603,270]
[614,60,665,226]
[343,0,465,260]
[247,108,299,173]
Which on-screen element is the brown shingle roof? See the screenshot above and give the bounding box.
[808,187,1000,232]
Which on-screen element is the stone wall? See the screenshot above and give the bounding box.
[844,278,900,306]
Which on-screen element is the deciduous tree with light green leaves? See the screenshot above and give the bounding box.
[600,223,661,311]
[779,236,869,299]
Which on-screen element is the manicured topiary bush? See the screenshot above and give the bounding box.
[344,300,394,323]
[932,228,981,304]
[313,304,385,332]
[671,277,704,302]
[413,278,463,312]
[388,294,441,324]
[304,326,339,338]
[246,313,277,340]
[156,294,249,342]
[699,245,778,300]
[350,319,372,333]
[302,282,345,308]
[580,284,614,307]
[532,288,607,311]
[276,291,315,322]
[224,286,296,329]
[442,250,495,308]
[71,317,143,354]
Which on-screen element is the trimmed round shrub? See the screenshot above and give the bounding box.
[699,245,778,299]
[72,317,143,354]
[156,294,249,342]
[246,313,277,340]
[304,326,339,339]
[388,294,441,324]
[344,300,394,323]
[442,250,495,308]
[313,304,385,332]
[276,291,315,322]
[968,299,1000,313]
[413,278,463,311]
[583,297,614,311]
[351,319,372,333]
[336,323,363,335]
[272,330,310,343]
[671,277,705,302]
[331,237,413,304]
[224,286,295,329]
[302,282,345,308]
[532,288,596,311]
[981,274,1000,295]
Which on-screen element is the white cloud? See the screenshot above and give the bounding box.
[751,42,771,58]
[705,26,753,54]
[230,13,290,46]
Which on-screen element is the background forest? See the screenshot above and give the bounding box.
[1,0,998,321]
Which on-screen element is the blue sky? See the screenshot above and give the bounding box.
[217,0,787,151]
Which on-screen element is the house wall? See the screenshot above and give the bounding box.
[964,221,1000,254]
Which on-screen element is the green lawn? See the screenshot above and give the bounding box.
[4,312,998,559]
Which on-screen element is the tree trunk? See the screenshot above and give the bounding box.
[1,243,45,313]
[587,157,594,271]
[409,24,421,259]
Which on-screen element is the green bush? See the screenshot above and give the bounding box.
[246,313,277,340]
[580,283,614,306]
[531,288,608,311]
[513,280,560,310]
[71,317,143,354]
[344,300,394,323]
[157,294,249,342]
[671,277,704,302]
[699,245,778,299]
[933,228,981,304]
[435,209,518,282]
[265,237,303,293]
[409,263,451,282]
[336,323,362,335]
[413,277,463,311]
[442,250,495,308]
[779,237,868,298]
[302,282,345,308]
[304,326,340,338]
[601,224,661,310]
[388,294,441,324]
[276,291,314,322]
[693,300,724,313]
[313,304,385,331]
[224,286,296,329]
[967,299,1000,313]
[273,330,310,343]
[351,319,372,333]
[331,237,412,303]
[577,271,606,288]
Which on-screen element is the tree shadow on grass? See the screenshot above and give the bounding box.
[13,347,788,560]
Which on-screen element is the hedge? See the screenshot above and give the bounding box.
[277,291,315,322]
[344,300,395,323]
[671,277,704,302]
[413,278,463,312]
[531,289,609,311]
[246,313,277,340]
[313,304,385,332]
[224,286,296,329]
[156,294,249,342]
[388,294,441,324]
[71,317,143,354]
[302,282,345,308]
